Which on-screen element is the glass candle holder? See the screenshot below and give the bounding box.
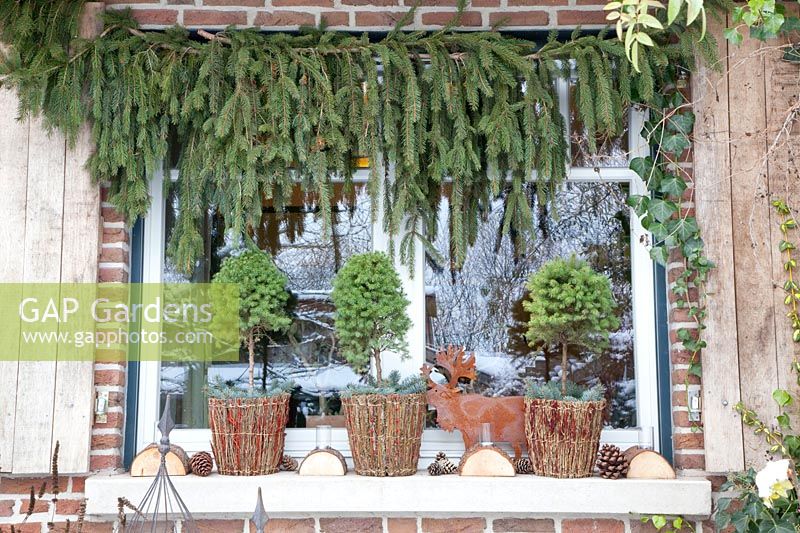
[480,422,493,446]
[316,424,332,450]
[638,426,654,450]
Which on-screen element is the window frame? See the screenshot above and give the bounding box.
[134,78,660,460]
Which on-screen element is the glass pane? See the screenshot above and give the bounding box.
[425,182,635,428]
[569,81,630,168]
[161,185,372,428]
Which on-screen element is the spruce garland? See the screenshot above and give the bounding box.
[0,1,708,273]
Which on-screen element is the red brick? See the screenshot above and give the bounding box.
[673,453,705,470]
[489,11,549,26]
[69,476,87,493]
[197,520,245,532]
[672,369,701,386]
[562,519,625,533]
[91,433,123,450]
[101,207,125,223]
[673,410,692,427]
[344,0,397,4]
[494,518,555,532]
[90,454,122,471]
[94,369,126,387]
[576,0,607,4]
[32,498,50,513]
[99,267,127,282]
[671,349,694,365]
[100,247,129,263]
[421,518,486,533]
[355,11,410,26]
[130,9,178,25]
[51,524,113,533]
[255,11,316,26]
[707,474,727,491]
[630,520,660,533]
[56,498,85,515]
[204,0,264,5]
[274,0,333,5]
[92,411,125,431]
[260,518,316,533]
[509,0,568,5]
[387,518,417,533]
[556,9,609,25]
[183,10,247,26]
[672,391,690,407]
[7,523,43,533]
[321,11,349,25]
[0,476,67,494]
[102,228,128,244]
[673,431,704,449]
[0,499,14,516]
[421,11,482,25]
[319,518,382,533]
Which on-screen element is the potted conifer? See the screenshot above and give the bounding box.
[208,250,293,475]
[331,252,426,476]
[522,256,620,478]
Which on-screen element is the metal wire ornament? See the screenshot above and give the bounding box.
[251,488,269,533]
[125,395,198,533]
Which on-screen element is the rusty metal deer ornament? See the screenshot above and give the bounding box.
[421,346,526,458]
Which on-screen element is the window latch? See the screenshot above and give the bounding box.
[687,390,701,422]
[95,391,109,423]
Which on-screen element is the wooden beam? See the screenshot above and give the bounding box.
[727,34,779,466]
[691,17,745,472]
[0,87,30,473]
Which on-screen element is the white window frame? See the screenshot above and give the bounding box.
[135,78,659,461]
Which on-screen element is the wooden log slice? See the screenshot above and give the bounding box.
[298,447,348,476]
[622,446,676,479]
[458,445,516,477]
[130,443,190,477]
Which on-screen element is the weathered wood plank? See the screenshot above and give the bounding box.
[52,121,100,473]
[12,117,66,474]
[0,87,30,473]
[727,36,779,467]
[765,23,800,405]
[50,2,104,474]
[691,18,745,472]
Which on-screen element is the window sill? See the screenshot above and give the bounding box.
[85,471,711,519]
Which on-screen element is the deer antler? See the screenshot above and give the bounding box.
[434,345,476,389]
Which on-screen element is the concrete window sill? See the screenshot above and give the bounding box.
[85,471,711,519]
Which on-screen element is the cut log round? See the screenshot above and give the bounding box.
[458,445,515,477]
[130,443,190,477]
[622,446,676,479]
[298,448,348,476]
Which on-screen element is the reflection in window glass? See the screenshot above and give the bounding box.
[569,81,630,168]
[161,186,372,429]
[425,182,635,428]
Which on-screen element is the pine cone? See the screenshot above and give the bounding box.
[435,451,448,462]
[596,444,628,479]
[438,458,457,474]
[279,455,298,472]
[427,461,444,476]
[189,452,213,477]
[513,457,533,474]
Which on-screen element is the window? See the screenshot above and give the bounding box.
[135,77,658,458]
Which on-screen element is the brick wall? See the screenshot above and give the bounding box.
[103,0,609,31]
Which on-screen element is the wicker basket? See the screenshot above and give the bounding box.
[524,398,606,478]
[342,393,426,476]
[208,393,290,476]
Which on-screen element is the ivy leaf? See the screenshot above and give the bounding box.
[688,361,702,377]
[659,174,687,197]
[650,246,669,265]
[776,413,791,428]
[649,198,678,222]
[652,515,667,529]
[724,27,744,45]
[667,0,682,24]
[773,388,792,407]
[660,132,691,154]
[669,113,695,135]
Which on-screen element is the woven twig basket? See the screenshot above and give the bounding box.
[342,393,426,477]
[208,394,290,476]
[524,398,606,478]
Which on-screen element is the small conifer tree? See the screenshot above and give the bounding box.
[331,252,411,385]
[523,256,620,396]
[212,250,292,390]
